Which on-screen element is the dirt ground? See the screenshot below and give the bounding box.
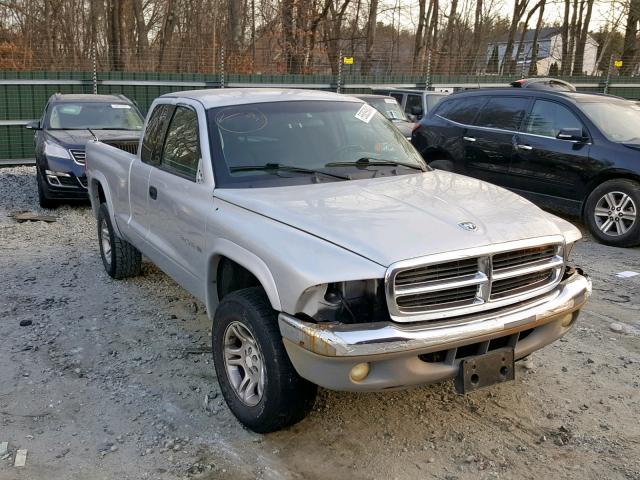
[0,166,639,480]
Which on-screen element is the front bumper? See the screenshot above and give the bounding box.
[279,268,590,391]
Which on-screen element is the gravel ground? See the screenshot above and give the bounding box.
[0,166,639,480]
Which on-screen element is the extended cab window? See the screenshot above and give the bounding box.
[474,97,529,131]
[160,106,200,181]
[437,97,486,124]
[524,100,584,138]
[405,94,422,115]
[141,104,171,165]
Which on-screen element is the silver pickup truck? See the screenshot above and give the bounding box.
[86,88,591,433]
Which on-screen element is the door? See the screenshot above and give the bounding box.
[127,103,172,243]
[509,99,590,203]
[461,96,531,187]
[146,105,208,284]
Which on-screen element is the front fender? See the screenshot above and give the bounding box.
[205,238,282,318]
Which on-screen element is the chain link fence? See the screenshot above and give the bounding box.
[2,45,640,163]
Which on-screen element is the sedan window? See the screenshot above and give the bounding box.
[474,97,529,131]
[524,100,584,138]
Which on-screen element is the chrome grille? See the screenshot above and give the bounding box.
[77,176,88,189]
[69,149,86,165]
[386,239,564,322]
[104,140,138,155]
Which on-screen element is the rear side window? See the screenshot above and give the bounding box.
[474,97,529,131]
[405,94,422,115]
[389,93,404,105]
[437,96,486,124]
[160,106,200,181]
[141,104,172,165]
[524,100,584,138]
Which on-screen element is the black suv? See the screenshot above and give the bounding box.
[412,88,640,247]
[27,94,144,208]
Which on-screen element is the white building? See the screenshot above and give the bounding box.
[486,27,599,76]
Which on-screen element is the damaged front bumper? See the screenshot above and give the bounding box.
[279,268,591,391]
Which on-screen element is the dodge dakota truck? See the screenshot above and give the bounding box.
[86,88,591,433]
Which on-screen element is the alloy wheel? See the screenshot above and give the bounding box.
[100,220,112,266]
[223,321,265,407]
[594,191,637,236]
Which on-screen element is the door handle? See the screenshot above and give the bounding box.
[516,144,533,151]
[149,185,158,200]
[463,136,476,142]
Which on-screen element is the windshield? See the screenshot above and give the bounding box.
[207,100,427,187]
[363,97,408,121]
[580,100,640,143]
[47,102,144,130]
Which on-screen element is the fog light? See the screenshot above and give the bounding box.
[561,313,574,328]
[349,362,370,382]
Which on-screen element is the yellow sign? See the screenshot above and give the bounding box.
[614,60,623,68]
[343,56,354,65]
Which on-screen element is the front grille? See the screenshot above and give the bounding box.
[77,176,88,189]
[104,140,138,155]
[395,258,479,286]
[58,175,78,187]
[387,241,564,322]
[69,149,86,165]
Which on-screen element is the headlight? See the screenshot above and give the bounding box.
[298,279,388,324]
[564,241,576,262]
[44,140,71,159]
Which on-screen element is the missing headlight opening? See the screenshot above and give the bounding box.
[312,280,388,324]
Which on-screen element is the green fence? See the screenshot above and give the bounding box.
[2,71,640,162]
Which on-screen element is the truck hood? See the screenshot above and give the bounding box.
[46,129,141,148]
[215,171,569,267]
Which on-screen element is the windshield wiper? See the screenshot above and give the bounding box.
[326,157,427,172]
[230,163,350,180]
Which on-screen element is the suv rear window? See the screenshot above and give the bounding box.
[436,97,486,124]
[474,97,529,131]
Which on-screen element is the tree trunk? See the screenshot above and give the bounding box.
[412,0,426,73]
[438,0,458,74]
[501,0,529,75]
[157,0,177,70]
[572,0,594,75]
[471,0,483,72]
[132,0,149,57]
[560,0,571,75]
[514,0,543,76]
[566,0,579,75]
[360,0,378,76]
[528,0,546,75]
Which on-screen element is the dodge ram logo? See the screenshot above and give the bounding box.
[458,221,478,232]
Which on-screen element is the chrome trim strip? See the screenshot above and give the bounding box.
[385,235,565,323]
[492,256,563,281]
[279,270,590,357]
[395,272,488,296]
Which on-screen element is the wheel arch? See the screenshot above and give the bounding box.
[582,170,640,219]
[88,174,123,238]
[205,239,282,320]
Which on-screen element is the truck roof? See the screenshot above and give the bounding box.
[161,88,362,109]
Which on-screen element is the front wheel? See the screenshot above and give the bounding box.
[212,287,317,433]
[584,179,640,247]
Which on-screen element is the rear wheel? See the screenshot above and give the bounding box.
[212,287,317,433]
[584,179,640,247]
[97,203,142,278]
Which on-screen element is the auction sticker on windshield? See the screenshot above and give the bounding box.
[355,103,377,123]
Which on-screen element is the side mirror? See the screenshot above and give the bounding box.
[557,128,585,142]
[25,120,40,130]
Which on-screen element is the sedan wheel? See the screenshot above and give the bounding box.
[585,179,640,247]
[593,191,637,236]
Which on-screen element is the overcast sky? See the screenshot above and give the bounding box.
[379,0,626,33]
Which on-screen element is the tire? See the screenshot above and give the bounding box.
[429,159,455,172]
[212,287,317,433]
[37,172,57,209]
[584,179,640,247]
[97,203,142,278]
